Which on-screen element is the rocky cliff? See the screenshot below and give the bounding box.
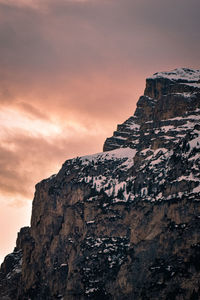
[1,68,200,300]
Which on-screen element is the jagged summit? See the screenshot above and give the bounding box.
[148,67,200,83]
[144,67,200,100]
[104,68,200,152]
[1,68,200,300]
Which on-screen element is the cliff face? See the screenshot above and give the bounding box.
[104,68,200,152]
[1,68,200,300]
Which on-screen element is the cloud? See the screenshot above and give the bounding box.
[0,0,39,9]
[0,128,107,198]
[16,102,49,120]
[0,0,199,78]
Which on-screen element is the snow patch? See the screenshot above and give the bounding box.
[148,68,200,82]
[80,147,137,164]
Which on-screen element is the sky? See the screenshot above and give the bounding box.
[0,0,200,263]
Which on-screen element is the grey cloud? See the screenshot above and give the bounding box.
[16,102,49,120]
[0,0,199,77]
[0,129,105,198]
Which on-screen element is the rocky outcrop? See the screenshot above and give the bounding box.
[1,68,200,300]
[0,227,30,300]
[103,68,200,152]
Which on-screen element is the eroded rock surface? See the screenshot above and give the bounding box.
[1,68,200,300]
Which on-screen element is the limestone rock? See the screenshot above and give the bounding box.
[103,68,200,152]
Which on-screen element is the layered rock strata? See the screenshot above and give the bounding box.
[1,68,200,300]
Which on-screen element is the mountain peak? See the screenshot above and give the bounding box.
[149,67,200,83]
[144,68,200,100]
[104,68,200,152]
